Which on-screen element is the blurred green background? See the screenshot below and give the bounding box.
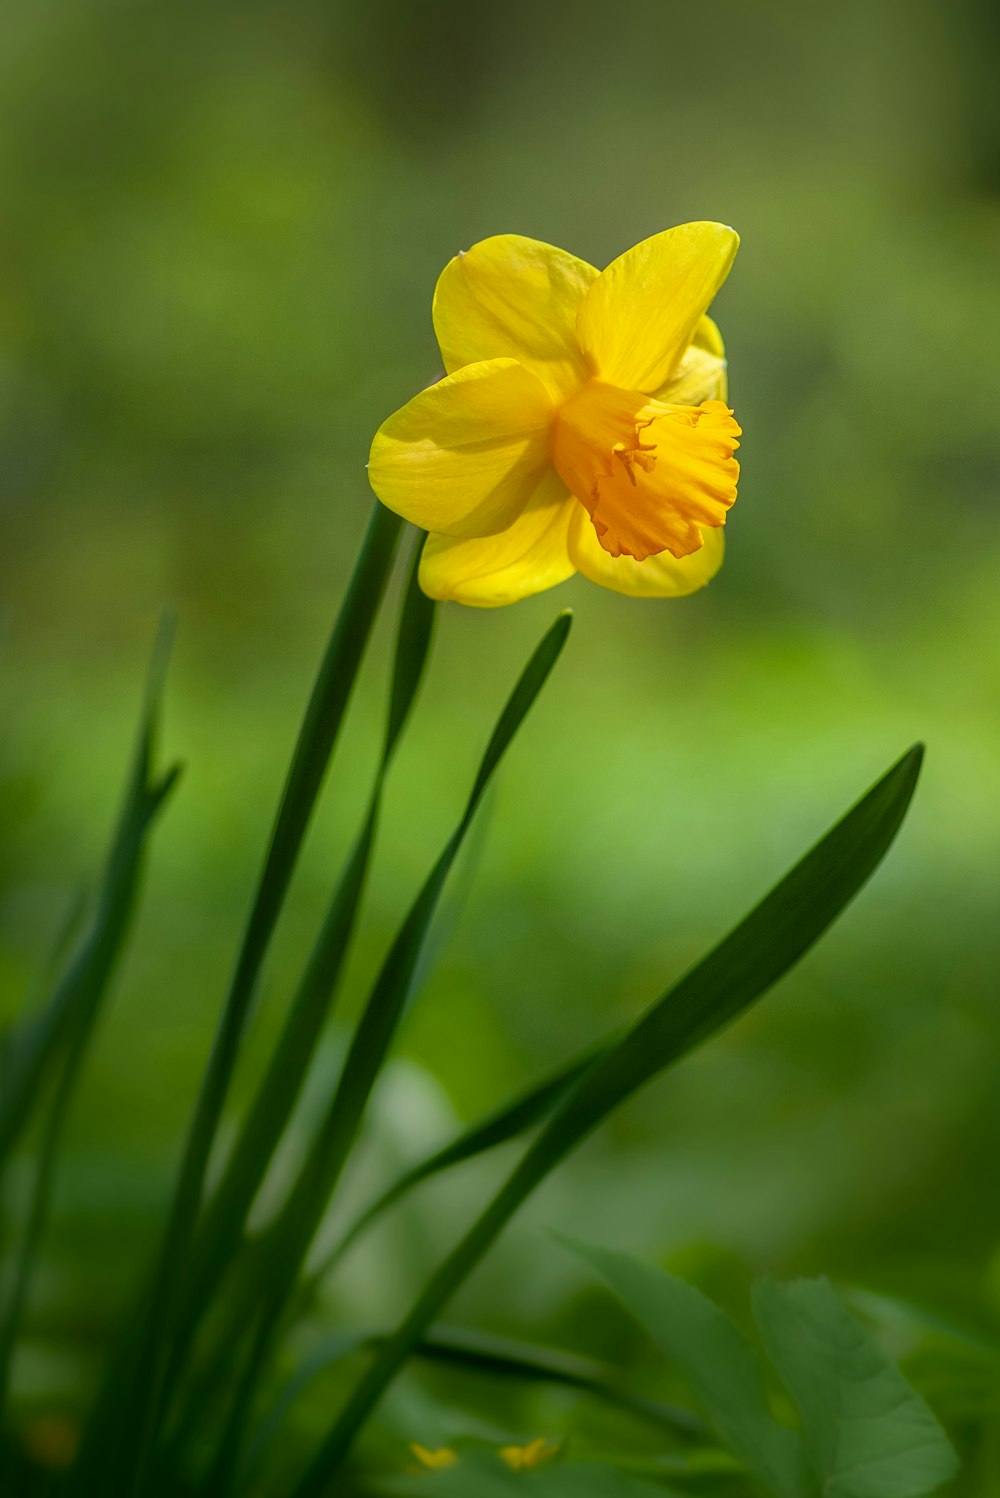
[3,0,1000,1476]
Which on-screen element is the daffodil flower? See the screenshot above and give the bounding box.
[368,222,741,606]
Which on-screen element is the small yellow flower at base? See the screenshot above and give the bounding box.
[498,1437,560,1470]
[368,223,741,606]
[409,1443,460,1471]
[21,1414,81,1470]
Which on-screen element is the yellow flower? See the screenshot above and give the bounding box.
[21,1414,81,1470]
[368,223,741,607]
[499,1437,559,1470]
[409,1443,459,1471]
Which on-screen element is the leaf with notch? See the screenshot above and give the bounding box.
[752,1277,958,1498]
[562,1238,809,1498]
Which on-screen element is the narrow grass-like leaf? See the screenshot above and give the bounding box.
[259,611,571,1276]
[753,1277,959,1497]
[164,541,435,1392]
[211,611,573,1485]
[561,1239,809,1498]
[239,1332,369,1483]
[0,636,179,1421]
[305,1044,602,1285]
[204,1308,276,1496]
[70,503,403,1498]
[167,1042,597,1472]
[0,883,88,1081]
[291,745,923,1494]
[271,610,572,1252]
[412,1325,705,1439]
[0,627,178,1169]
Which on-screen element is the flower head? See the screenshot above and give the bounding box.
[369,223,741,606]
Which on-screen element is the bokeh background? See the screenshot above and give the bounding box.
[3,0,1000,1477]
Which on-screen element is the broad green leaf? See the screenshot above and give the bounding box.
[843,1287,1000,1429]
[291,746,923,1494]
[70,502,403,1498]
[753,1277,958,1498]
[563,1239,808,1498]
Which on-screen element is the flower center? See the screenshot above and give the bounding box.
[550,378,741,562]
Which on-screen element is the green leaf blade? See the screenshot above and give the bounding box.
[291,746,923,1492]
[542,745,925,1144]
[273,607,573,1265]
[753,1277,958,1498]
[0,632,179,1418]
[166,539,435,1384]
[69,502,403,1498]
[283,608,571,1223]
[0,629,178,1168]
[189,609,573,1489]
[562,1239,809,1498]
[310,1044,600,1279]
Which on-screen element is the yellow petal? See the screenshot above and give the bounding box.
[433,235,597,402]
[419,469,576,607]
[409,1445,459,1471]
[499,1439,559,1470]
[552,381,739,562]
[368,359,554,538]
[567,505,725,597]
[691,312,725,358]
[577,223,739,394]
[656,315,728,405]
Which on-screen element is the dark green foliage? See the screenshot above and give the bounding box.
[0,518,950,1498]
[195,609,574,1491]
[565,1240,957,1498]
[0,628,179,1170]
[0,630,180,1418]
[291,745,924,1493]
[166,539,436,1385]
[68,502,402,1495]
[754,1278,958,1498]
